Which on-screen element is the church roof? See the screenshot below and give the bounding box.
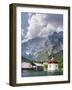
[48,57,58,64]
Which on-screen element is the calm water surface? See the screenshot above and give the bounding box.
[21,70,63,77]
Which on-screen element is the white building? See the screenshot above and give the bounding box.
[21,62,32,69]
[48,57,58,71]
[34,63,43,71]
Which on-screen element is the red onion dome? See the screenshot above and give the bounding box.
[48,57,58,64]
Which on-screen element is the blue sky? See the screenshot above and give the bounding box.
[21,12,29,32]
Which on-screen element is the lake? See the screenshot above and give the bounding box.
[21,70,63,77]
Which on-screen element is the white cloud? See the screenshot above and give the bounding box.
[21,29,24,37]
[56,26,63,32]
[24,13,63,41]
[26,14,48,39]
[39,24,56,38]
[28,13,33,18]
[28,14,48,26]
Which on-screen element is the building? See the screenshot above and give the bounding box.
[34,63,44,71]
[21,61,43,71]
[48,57,58,71]
[21,62,32,69]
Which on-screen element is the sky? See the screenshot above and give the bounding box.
[21,12,63,43]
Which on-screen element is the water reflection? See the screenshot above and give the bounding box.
[21,70,63,77]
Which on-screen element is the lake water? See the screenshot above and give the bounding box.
[21,70,63,77]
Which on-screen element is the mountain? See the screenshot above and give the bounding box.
[21,37,46,60]
[48,50,63,61]
[22,31,63,61]
[48,31,63,52]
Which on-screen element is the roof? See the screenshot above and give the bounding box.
[34,63,43,66]
[48,57,58,64]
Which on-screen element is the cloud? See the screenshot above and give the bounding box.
[23,13,63,42]
[21,29,25,40]
[28,13,33,18]
[56,26,63,32]
[39,24,56,38]
[45,14,63,26]
[28,14,48,26]
[26,14,47,39]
